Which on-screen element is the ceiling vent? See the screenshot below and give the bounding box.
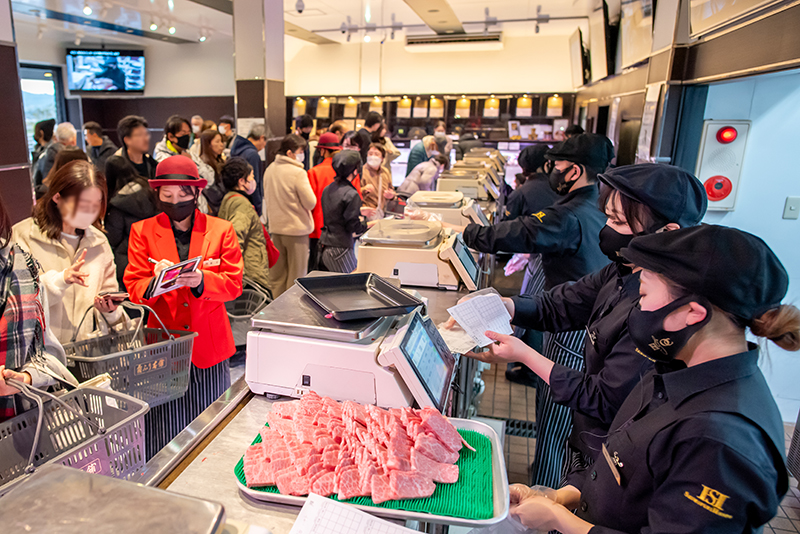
[404,32,503,52]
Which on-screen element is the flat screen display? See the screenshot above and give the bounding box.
[620,0,653,68]
[452,234,480,285]
[400,314,453,410]
[469,203,490,226]
[690,0,776,37]
[569,28,588,88]
[66,49,145,92]
[589,3,609,82]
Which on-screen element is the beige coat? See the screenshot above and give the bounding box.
[12,217,126,343]
[263,155,316,236]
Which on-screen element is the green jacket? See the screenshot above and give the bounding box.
[218,191,270,290]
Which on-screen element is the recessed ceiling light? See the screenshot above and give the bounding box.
[364,34,370,42]
[168,25,176,34]
[199,35,206,42]
[428,9,439,12]
[445,30,454,33]
[126,29,133,33]
[83,3,92,15]
[149,20,158,31]
[288,28,296,32]
[439,20,447,23]
[162,37,168,40]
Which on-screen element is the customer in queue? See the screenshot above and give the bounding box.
[42,147,89,189]
[504,225,795,534]
[357,112,384,164]
[124,155,243,458]
[361,143,394,210]
[199,129,227,215]
[34,122,77,189]
[372,123,401,172]
[31,118,56,171]
[83,121,118,174]
[154,115,215,199]
[218,116,236,149]
[460,134,614,488]
[230,124,266,218]
[106,115,158,182]
[105,157,157,287]
[406,133,449,176]
[263,134,316,296]
[0,192,78,421]
[319,150,371,273]
[217,157,270,291]
[307,133,342,271]
[294,114,314,171]
[14,160,127,343]
[458,164,707,489]
[433,120,453,156]
[398,154,449,195]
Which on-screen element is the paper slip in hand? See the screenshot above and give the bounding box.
[437,322,478,354]
[289,493,417,534]
[447,294,513,348]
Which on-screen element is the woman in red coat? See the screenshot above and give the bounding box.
[124,155,243,458]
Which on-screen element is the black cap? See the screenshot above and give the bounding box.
[545,133,614,173]
[598,164,708,229]
[518,145,548,174]
[620,225,788,321]
[332,150,362,180]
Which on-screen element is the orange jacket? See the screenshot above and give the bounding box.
[307,157,361,239]
[124,211,243,369]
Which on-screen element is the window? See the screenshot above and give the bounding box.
[19,65,64,157]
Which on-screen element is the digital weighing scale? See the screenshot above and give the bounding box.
[467,147,508,167]
[246,285,457,411]
[406,191,490,226]
[356,219,481,290]
[452,161,502,187]
[437,171,500,201]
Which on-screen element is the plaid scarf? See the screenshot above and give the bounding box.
[0,244,46,420]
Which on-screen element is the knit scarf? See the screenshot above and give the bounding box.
[0,245,46,419]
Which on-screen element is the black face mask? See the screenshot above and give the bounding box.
[599,225,635,263]
[159,198,196,222]
[548,164,578,195]
[300,131,310,140]
[627,295,712,363]
[174,134,191,150]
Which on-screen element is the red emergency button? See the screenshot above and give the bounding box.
[716,126,738,144]
[704,176,733,201]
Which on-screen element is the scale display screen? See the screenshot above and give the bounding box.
[452,233,480,285]
[470,204,490,226]
[400,314,454,410]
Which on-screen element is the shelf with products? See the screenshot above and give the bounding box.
[285,93,576,142]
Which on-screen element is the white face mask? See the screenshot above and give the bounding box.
[219,125,228,135]
[366,155,382,169]
[295,151,305,164]
[243,178,257,195]
[192,125,201,134]
[64,209,99,230]
[430,150,440,157]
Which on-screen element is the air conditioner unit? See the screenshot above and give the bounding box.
[404,32,504,53]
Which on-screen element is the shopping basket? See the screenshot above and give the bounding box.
[0,380,149,496]
[225,277,271,347]
[63,302,196,408]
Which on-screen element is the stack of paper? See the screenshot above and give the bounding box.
[289,494,418,534]
[447,294,514,348]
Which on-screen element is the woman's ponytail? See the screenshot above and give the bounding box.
[750,305,800,351]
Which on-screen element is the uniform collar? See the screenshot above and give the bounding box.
[660,345,760,407]
[556,183,599,205]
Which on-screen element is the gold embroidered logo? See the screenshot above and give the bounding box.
[532,211,546,222]
[648,335,673,355]
[684,485,732,519]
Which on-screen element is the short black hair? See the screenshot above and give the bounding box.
[117,115,148,147]
[221,157,253,192]
[35,119,56,142]
[296,114,313,129]
[83,121,103,137]
[219,115,234,126]
[164,115,190,136]
[565,125,585,137]
[342,130,363,151]
[365,111,383,128]
[278,133,307,155]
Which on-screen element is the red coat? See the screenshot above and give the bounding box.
[124,211,243,369]
[307,157,361,239]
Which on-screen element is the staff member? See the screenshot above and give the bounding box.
[124,155,243,458]
[464,164,707,487]
[319,151,370,273]
[507,225,794,533]
[462,133,614,488]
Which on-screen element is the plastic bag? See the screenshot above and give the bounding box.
[466,514,529,534]
[504,253,530,277]
[404,207,443,222]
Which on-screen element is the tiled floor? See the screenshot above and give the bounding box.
[475,360,800,530]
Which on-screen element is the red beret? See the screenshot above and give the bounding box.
[317,132,342,150]
[149,155,208,189]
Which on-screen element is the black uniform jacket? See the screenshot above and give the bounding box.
[511,263,652,460]
[576,347,787,534]
[503,173,558,221]
[463,185,609,290]
[320,179,368,249]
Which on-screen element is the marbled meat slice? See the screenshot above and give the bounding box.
[414,433,460,464]
[411,448,459,483]
[419,408,462,453]
[389,470,435,500]
[271,400,300,419]
[371,474,397,504]
[336,466,361,501]
[311,470,336,497]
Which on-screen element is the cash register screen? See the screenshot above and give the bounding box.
[453,234,480,285]
[400,314,454,410]
[472,204,490,226]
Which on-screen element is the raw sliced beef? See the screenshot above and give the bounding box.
[419,408,462,453]
[415,433,460,464]
[389,470,436,500]
[411,448,459,483]
[371,474,397,504]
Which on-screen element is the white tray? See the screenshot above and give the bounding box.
[236,418,510,528]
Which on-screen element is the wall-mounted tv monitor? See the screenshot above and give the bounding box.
[66,49,145,92]
[569,28,590,88]
[619,0,653,69]
[589,1,617,82]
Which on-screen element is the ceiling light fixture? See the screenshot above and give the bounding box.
[198,28,208,42]
[363,34,370,42]
[83,2,92,15]
[149,19,158,31]
[295,0,304,14]
[168,25,176,34]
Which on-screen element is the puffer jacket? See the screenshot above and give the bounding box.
[218,191,270,290]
